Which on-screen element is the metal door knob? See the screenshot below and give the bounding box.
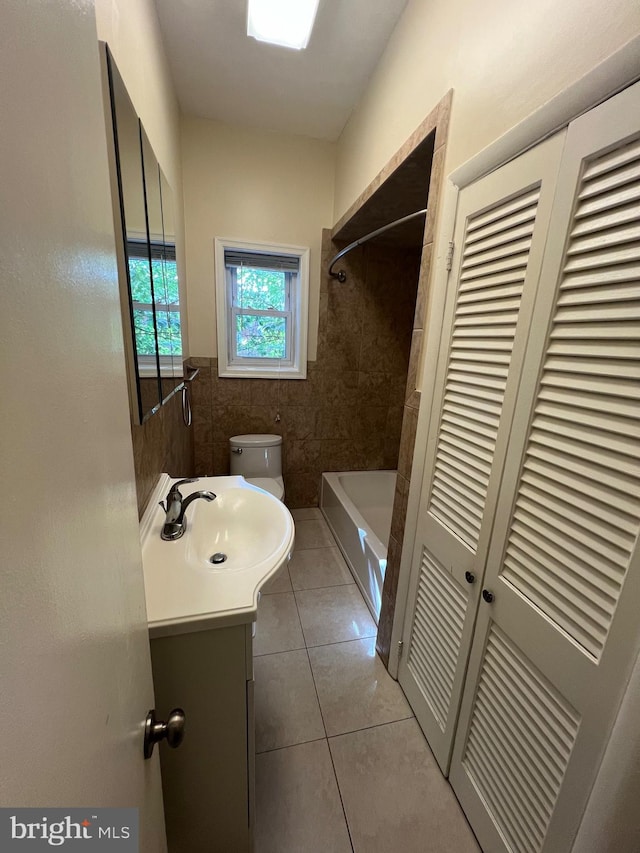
[465,571,475,584]
[144,708,186,759]
[482,589,494,604]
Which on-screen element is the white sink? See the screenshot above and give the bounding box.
[140,474,295,637]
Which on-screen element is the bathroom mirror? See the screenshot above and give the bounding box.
[141,128,173,403]
[102,45,184,424]
[159,168,184,391]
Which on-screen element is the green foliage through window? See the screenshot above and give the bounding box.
[129,256,182,357]
[236,314,286,359]
[232,266,289,359]
[235,267,286,311]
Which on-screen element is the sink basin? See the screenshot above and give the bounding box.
[184,487,288,573]
[140,475,295,637]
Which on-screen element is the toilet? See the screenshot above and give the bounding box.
[229,434,285,501]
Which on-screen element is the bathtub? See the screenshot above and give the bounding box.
[320,470,397,624]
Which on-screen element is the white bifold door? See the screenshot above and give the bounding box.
[398,131,568,772]
[400,78,640,853]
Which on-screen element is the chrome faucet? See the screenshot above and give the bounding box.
[160,478,217,541]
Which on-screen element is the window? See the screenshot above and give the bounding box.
[215,238,309,379]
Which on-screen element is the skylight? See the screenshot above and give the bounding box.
[247,0,320,50]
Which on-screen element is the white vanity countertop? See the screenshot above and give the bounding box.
[140,474,295,639]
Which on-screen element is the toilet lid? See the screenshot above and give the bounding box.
[246,477,284,500]
[230,434,282,447]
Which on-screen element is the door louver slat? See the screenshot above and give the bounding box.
[501,139,640,661]
[463,625,580,853]
[428,188,541,550]
[465,188,541,236]
[581,137,640,179]
[571,200,639,236]
[407,549,468,731]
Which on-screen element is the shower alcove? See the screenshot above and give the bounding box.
[324,91,451,663]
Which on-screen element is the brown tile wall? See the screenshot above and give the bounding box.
[189,237,421,509]
[131,377,195,518]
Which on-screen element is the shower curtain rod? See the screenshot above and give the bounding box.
[328,207,428,282]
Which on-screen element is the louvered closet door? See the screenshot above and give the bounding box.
[398,133,566,773]
[449,79,640,853]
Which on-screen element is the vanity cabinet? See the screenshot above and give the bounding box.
[150,623,255,853]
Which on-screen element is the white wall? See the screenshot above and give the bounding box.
[334,0,640,221]
[95,0,190,354]
[181,117,336,359]
[573,649,640,852]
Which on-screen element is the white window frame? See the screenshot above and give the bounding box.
[214,237,309,379]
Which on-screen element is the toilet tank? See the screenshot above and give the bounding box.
[229,434,282,479]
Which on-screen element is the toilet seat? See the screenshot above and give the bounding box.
[245,476,285,501]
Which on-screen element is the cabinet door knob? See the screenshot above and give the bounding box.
[465,571,475,584]
[144,708,186,759]
[482,589,494,604]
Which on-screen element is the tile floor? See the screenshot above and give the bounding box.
[253,508,481,853]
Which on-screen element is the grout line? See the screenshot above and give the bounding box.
[304,641,327,738]
[325,727,356,853]
[327,715,416,742]
[305,638,356,853]
[252,646,307,659]
[306,635,379,652]
[292,543,337,553]
[303,632,378,650]
[253,646,306,658]
[290,580,355,593]
[261,579,353,596]
[252,632,379,657]
[255,735,327,756]
[291,556,355,851]
[290,543,338,553]
[291,579,310,651]
[292,583,358,599]
[259,588,294,596]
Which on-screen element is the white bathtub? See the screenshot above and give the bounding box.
[320,470,397,624]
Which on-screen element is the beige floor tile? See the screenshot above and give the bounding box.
[296,585,376,647]
[293,517,335,550]
[260,562,292,594]
[254,650,325,752]
[289,546,352,590]
[330,719,480,853]
[308,638,412,736]
[291,507,323,521]
[255,740,352,853]
[253,592,305,656]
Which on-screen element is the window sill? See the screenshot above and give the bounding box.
[218,364,307,380]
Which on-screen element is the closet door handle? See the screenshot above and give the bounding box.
[465,571,475,584]
[482,589,494,604]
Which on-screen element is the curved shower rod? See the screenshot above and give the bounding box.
[328,207,428,282]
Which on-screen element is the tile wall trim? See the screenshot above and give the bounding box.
[368,92,452,668]
[331,91,452,240]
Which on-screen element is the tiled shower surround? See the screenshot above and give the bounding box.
[189,234,421,508]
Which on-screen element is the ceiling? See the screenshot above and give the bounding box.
[154,0,409,141]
